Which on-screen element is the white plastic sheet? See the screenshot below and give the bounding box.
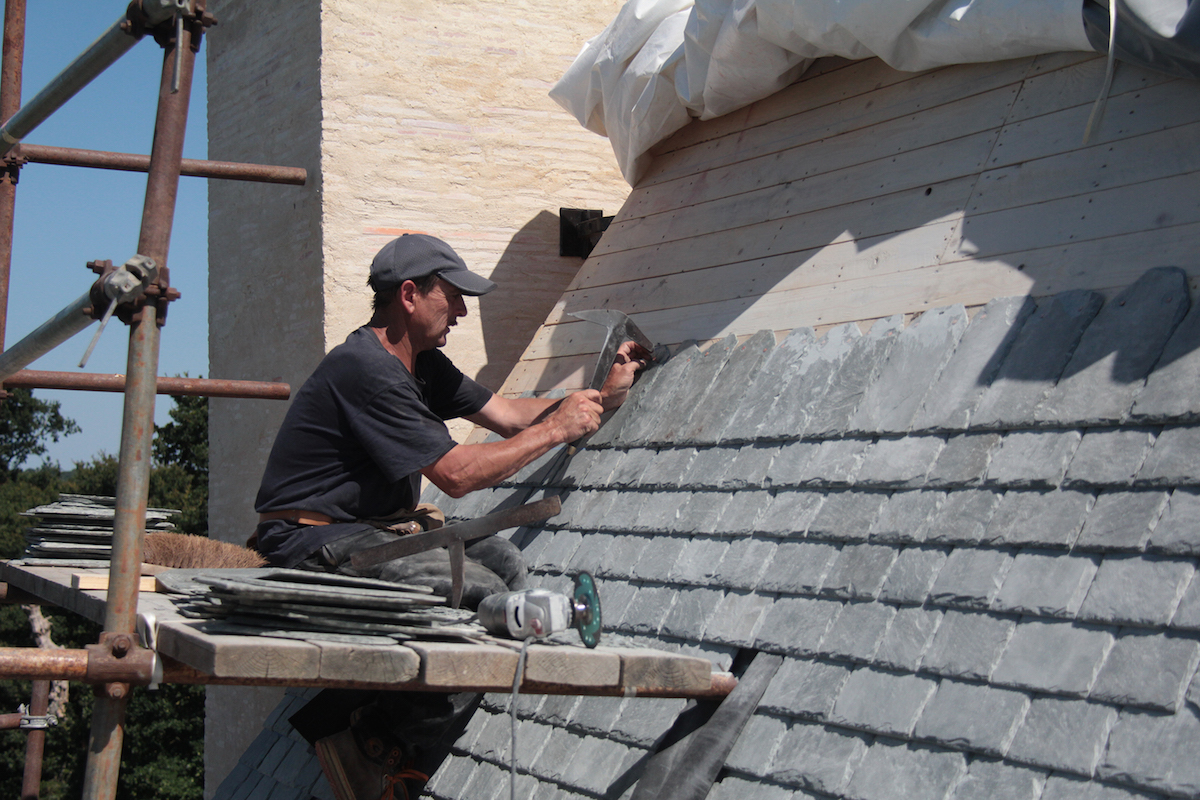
[551,0,1095,183]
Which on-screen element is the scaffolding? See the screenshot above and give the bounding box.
[0,2,301,798]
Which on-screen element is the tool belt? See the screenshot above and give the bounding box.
[251,503,444,551]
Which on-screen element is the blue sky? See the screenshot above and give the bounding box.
[6,3,209,467]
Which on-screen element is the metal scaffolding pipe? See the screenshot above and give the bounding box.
[0,292,94,382]
[21,679,50,800]
[5,369,291,400]
[0,17,138,158]
[18,143,308,186]
[0,0,26,351]
[83,18,197,800]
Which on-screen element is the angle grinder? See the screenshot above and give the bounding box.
[477,572,602,648]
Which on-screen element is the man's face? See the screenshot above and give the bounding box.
[409,277,468,350]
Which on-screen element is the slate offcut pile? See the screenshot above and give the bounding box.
[219,266,1200,800]
[21,494,178,564]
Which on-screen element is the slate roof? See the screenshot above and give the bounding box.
[219,265,1200,800]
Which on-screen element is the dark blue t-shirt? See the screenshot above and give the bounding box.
[254,327,492,565]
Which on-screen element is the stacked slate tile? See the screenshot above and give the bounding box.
[20,494,179,564]
[224,266,1200,800]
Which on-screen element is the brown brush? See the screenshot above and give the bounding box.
[142,532,267,569]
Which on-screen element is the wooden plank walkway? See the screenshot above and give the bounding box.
[0,561,720,696]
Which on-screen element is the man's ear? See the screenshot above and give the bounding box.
[398,279,419,313]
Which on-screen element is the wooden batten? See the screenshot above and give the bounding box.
[501,50,1200,397]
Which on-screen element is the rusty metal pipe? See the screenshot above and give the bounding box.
[0,17,139,158]
[17,143,307,186]
[21,679,50,800]
[6,369,290,400]
[0,0,27,352]
[0,292,94,381]
[84,22,197,800]
[0,647,90,681]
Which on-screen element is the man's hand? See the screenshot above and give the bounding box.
[547,390,605,442]
[599,340,653,411]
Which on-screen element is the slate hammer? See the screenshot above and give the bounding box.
[569,308,666,391]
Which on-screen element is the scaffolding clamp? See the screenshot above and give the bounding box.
[80,255,174,366]
[17,704,58,731]
[85,631,158,699]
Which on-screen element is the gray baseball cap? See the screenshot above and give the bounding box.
[368,234,496,296]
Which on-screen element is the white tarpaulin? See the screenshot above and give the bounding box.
[551,0,1098,184]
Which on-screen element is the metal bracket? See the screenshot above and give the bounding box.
[560,208,613,258]
[17,705,58,731]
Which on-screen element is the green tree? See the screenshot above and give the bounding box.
[0,388,79,479]
[0,390,209,800]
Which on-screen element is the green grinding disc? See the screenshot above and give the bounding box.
[572,572,602,648]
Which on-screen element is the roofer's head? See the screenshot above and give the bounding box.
[368,234,496,299]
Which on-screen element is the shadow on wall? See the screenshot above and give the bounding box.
[473,210,585,391]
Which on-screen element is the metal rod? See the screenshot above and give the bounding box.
[0,647,89,681]
[21,679,50,800]
[5,369,291,400]
[0,292,94,382]
[17,143,308,185]
[0,0,27,351]
[0,16,138,158]
[83,22,197,800]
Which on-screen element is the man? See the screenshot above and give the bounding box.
[252,233,647,800]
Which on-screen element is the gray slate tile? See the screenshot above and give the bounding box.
[756,596,843,657]
[618,585,677,635]
[680,446,737,489]
[765,440,822,487]
[1005,696,1118,777]
[758,540,839,595]
[760,657,852,720]
[1098,704,1200,798]
[1136,426,1200,487]
[878,546,948,605]
[991,550,1099,618]
[797,438,873,487]
[842,738,967,800]
[913,296,1037,433]
[606,447,657,489]
[1074,490,1169,552]
[680,329,777,445]
[721,327,817,443]
[924,490,1002,545]
[1040,774,1167,800]
[717,489,772,535]
[668,536,729,585]
[926,433,1000,488]
[670,490,733,534]
[851,304,970,435]
[947,759,1046,800]
[820,543,899,600]
[981,489,1093,550]
[829,667,938,737]
[726,713,789,775]
[819,601,897,663]
[708,776,797,800]
[1063,428,1154,488]
[1035,268,1190,427]
[596,534,652,579]
[874,606,943,672]
[636,447,696,489]
[1090,630,1200,712]
[758,322,863,441]
[1130,288,1200,423]
[609,697,685,747]
[913,680,1030,757]
[985,430,1081,489]
[855,436,944,488]
[971,290,1103,430]
[1172,570,1200,631]
[929,547,1013,611]
[806,491,888,543]
[705,591,773,647]
[756,490,825,538]
[805,315,906,438]
[991,620,1113,697]
[869,491,945,544]
[628,535,688,581]
[611,342,702,447]
[766,721,870,795]
[1077,554,1195,628]
[660,585,724,640]
[1149,488,1200,556]
[713,536,777,590]
[921,610,1016,681]
[720,444,779,490]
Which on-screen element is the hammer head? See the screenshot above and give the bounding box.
[569,309,662,391]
